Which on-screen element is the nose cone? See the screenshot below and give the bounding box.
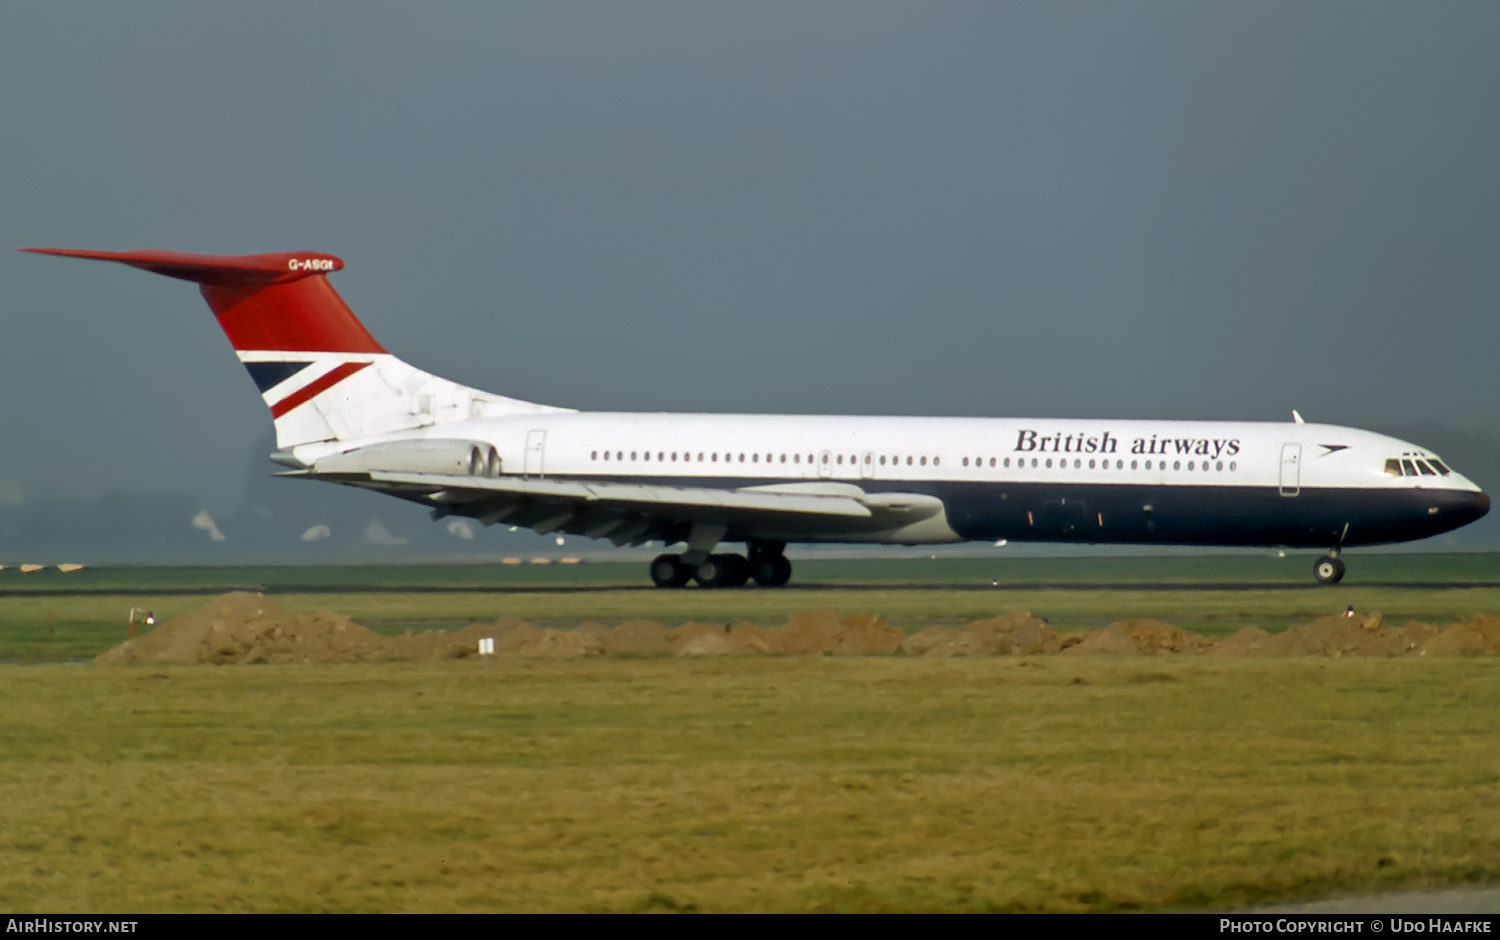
[1425,488,1490,539]
[1449,489,1491,530]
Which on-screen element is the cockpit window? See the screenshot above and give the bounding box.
[1388,455,1455,477]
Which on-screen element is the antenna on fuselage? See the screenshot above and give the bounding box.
[1292,410,1305,424]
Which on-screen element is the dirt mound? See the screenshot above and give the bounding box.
[667,621,774,656]
[1064,619,1212,656]
[829,612,906,655]
[963,612,1060,655]
[902,624,984,657]
[1206,612,1500,658]
[1271,613,1419,658]
[475,620,605,658]
[1208,625,1285,656]
[96,595,1500,666]
[668,611,903,656]
[92,600,609,665]
[760,610,904,655]
[901,612,1059,657]
[667,621,724,653]
[387,618,609,659]
[602,620,673,656]
[764,610,846,654]
[726,622,776,654]
[675,628,739,656]
[94,592,386,665]
[374,618,542,660]
[1413,615,1500,657]
[513,629,606,658]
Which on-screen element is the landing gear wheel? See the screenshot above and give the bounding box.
[751,555,793,587]
[694,554,751,588]
[1313,555,1346,585]
[723,554,751,587]
[649,553,692,588]
[747,540,792,587]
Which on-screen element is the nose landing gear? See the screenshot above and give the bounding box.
[1313,554,1346,584]
[1313,524,1350,584]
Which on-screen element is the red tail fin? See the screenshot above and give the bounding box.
[18,248,385,354]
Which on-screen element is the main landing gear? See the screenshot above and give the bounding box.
[1313,553,1346,585]
[649,541,792,589]
[648,553,694,588]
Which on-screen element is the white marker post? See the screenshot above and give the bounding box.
[127,607,156,640]
[479,636,495,678]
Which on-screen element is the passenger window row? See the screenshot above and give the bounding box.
[582,449,1237,473]
[586,451,939,466]
[965,456,1238,473]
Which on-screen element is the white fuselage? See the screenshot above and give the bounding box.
[293,413,1486,549]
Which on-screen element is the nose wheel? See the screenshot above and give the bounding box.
[1313,555,1346,584]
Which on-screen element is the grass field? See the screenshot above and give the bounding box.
[2,554,1499,662]
[2,656,1498,912]
[2,555,1499,912]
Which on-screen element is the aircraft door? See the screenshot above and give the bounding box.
[525,429,547,478]
[1279,443,1300,497]
[860,451,875,479]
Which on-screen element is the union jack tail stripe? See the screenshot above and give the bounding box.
[268,361,372,419]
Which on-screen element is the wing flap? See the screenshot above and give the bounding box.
[360,471,874,519]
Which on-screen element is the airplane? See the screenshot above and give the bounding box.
[19,247,1490,587]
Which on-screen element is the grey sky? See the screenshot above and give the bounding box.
[2,3,1498,523]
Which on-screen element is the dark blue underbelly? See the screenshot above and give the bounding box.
[935,482,1488,547]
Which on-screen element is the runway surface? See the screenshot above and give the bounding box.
[1,580,1498,597]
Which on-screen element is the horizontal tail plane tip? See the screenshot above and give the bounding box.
[17,247,344,285]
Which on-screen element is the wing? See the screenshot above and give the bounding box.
[285,469,943,546]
